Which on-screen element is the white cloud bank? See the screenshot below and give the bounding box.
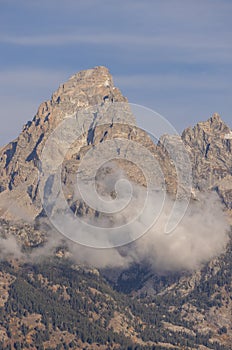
[1,190,229,274]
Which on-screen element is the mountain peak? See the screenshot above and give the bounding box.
[52,66,114,103]
[208,112,227,129]
[69,66,112,84]
[181,112,232,200]
[210,112,221,121]
[191,113,230,136]
[1,67,232,222]
[40,66,125,121]
[0,66,128,220]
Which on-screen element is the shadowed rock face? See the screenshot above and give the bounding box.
[0,67,231,223]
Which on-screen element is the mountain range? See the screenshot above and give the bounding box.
[0,66,231,350]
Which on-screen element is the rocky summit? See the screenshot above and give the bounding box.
[0,66,181,222]
[0,66,232,349]
[0,66,127,220]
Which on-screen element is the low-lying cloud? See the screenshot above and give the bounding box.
[63,191,229,272]
[0,188,230,274]
[0,235,23,260]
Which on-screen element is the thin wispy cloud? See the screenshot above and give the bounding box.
[0,69,68,90]
[1,32,231,67]
[0,32,230,51]
[115,73,232,92]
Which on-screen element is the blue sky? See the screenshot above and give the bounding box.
[0,0,232,146]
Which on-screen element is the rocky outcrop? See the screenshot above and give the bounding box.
[182,113,232,209]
